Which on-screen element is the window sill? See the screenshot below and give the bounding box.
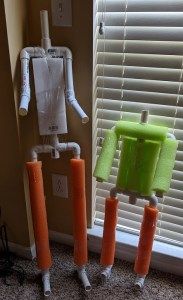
[87,225,183,276]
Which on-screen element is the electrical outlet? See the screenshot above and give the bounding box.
[51,0,72,27]
[52,173,68,198]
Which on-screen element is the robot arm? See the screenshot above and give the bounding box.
[93,129,118,182]
[65,58,89,123]
[19,47,45,116]
[62,47,89,123]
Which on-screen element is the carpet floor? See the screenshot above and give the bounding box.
[0,242,182,300]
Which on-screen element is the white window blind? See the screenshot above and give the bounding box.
[93,0,183,246]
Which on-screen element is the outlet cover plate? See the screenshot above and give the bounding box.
[52,173,68,198]
[51,0,72,27]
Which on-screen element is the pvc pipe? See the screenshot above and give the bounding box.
[77,266,91,292]
[134,275,146,289]
[48,46,72,59]
[20,47,45,60]
[40,10,51,51]
[64,56,89,123]
[148,194,158,207]
[101,265,112,281]
[70,101,89,124]
[140,110,149,124]
[110,188,158,207]
[51,134,81,158]
[19,47,45,116]
[57,142,81,158]
[65,59,75,93]
[31,145,54,161]
[30,139,80,161]
[42,270,51,297]
[167,132,176,140]
[110,187,120,198]
[19,57,30,116]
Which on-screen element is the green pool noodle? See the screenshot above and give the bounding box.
[116,137,137,190]
[93,129,118,182]
[152,138,178,193]
[117,138,161,196]
[115,121,168,141]
[137,139,161,196]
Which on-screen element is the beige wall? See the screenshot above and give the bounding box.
[0,0,93,247]
[0,0,31,246]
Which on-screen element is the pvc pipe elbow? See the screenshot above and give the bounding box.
[134,275,145,289]
[30,145,54,161]
[50,136,81,158]
[56,142,81,158]
[149,194,158,207]
[50,47,72,59]
[69,99,89,124]
[77,267,91,292]
[64,47,72,59]
[167,132,176,140]
[68,142,81,158]
[101,265,112,282]
[20,47,45,59]
[20,49,30,60]
[58,47,72,59]
[42,270,51,297]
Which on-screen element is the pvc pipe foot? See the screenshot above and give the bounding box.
[101,265,112,282]
[19,95,30,116]
[42,270,51,297]
[134,275,145,289]
[82,116,89,124]
[77,266,91,292]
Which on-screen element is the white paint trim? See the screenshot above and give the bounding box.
[2,227,182,277]
[88,225,183,277]
[49,227,183,277]
[0,240,36,260]
[49,230,73,246]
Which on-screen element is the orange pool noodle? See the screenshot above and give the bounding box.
[100,197,118,266]
[70,159,88,266]
[134,205,158,276]
[26,161,52,270]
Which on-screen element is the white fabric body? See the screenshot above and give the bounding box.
[33,57,67,135]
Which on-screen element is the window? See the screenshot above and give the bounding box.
[93,0,183,246]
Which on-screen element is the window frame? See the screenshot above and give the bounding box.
[92,0,183,270]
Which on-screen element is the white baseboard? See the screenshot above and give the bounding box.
[87,225,183,277]
[0,240,36,260]
[49,230,74,246]
[2,228,182,277]
[49,227,183,277]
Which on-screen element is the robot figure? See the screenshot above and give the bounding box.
[19,10,90,296]
[94,110,178,288]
